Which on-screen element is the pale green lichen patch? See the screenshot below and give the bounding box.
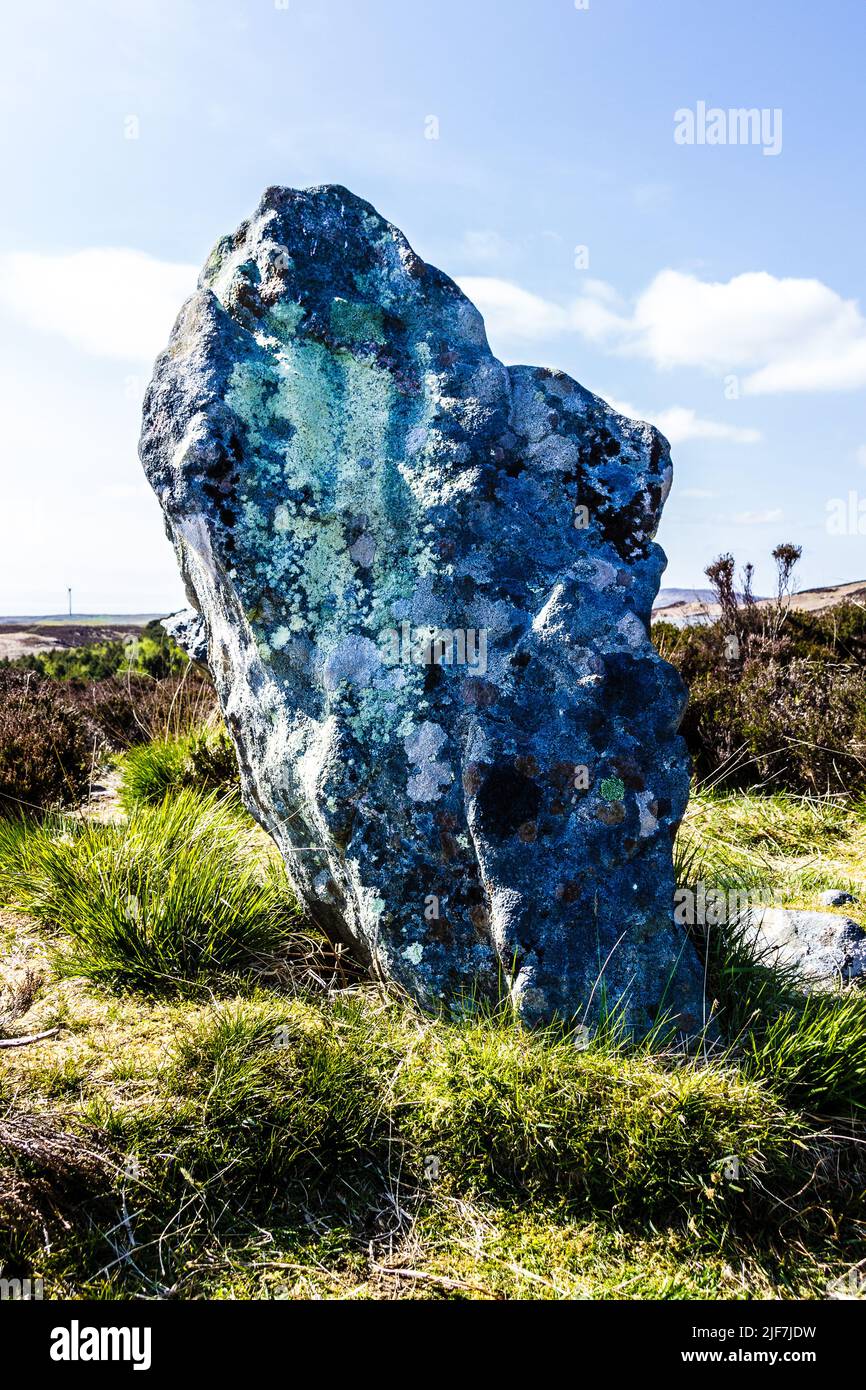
[268,298,305,340]
[329,296,386,345]
[221,314,438,739]
[600,777,626,803]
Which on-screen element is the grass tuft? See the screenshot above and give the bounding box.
[0,789,296,992]
[394,1014,795,1217]
[118,724,238,809]
[106,995,796,1233]
[127,995,400,1207]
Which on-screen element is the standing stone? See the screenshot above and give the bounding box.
[140,184,706,1034]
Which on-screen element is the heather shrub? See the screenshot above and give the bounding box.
[4,620,188,683]
[655,544,866,794]
[0,670,93,813]
[68,668,218,751]
[679,660,866,792]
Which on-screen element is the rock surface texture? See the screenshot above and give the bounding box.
[162,608,208,665]
[742,908,866,990]
[140,185,706,1033]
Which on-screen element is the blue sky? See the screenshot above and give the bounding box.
[1,0,864,613]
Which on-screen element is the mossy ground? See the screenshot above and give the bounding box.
[1,764,865,1300]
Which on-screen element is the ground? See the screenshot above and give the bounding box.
[1,770,865,1300]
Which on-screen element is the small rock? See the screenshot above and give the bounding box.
[162,608,208,664]
[742,908,866,989]
[819,889,857,908]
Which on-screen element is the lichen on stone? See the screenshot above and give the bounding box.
[140,184,706,1036]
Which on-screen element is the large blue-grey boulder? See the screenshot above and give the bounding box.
[140,184,706,1034]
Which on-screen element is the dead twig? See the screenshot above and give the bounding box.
[369,1260,501,1299]
[0,1027,60,1049]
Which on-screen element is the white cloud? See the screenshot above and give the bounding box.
[629,270,866,393]
[650,406,760,446]
[456,274,630,347]
[857,445,866,469]
[460,268,866,395]
[605,396,760,447]
[0,248,197,361]
[98,483,154,501]
[457,230,515,267]
[732,508,783,525]
[457,276,571,342]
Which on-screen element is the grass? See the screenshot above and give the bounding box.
[739,993,866,1109]
[394,1012,796,1215]
[1,983,861,1300]
[678,788,866,1114]
[1,762,865,1299]
[108,995,793,1221]
[0,789,296,992]
[678,787,866,907]
[119,723,238,809]
[0,816,29,906]
[128,995,400,1207]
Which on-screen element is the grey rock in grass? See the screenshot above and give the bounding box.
[742,907,866,989]
[139,184,706,1035]
[819,889,857,909]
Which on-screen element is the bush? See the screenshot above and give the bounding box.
[0,669,93,813]
[0,789,295,990]
[679,659,866,793]
[655,596,866,794]
[132,623,190,679]
[119,724,239,809]
[3,623,188,683]
[64,667,219,752]
[6,640,127,682]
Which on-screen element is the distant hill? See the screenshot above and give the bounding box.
[0,614,164,626]
[653,580,866,627]
[653,588,723,610]
[0,616,167,662]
